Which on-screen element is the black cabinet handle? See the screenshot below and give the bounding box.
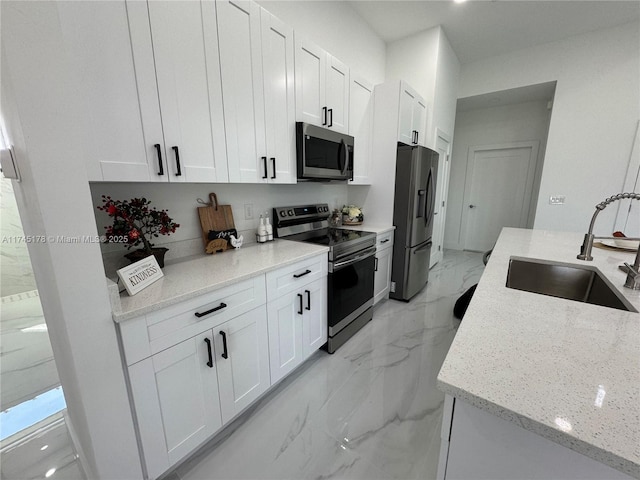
[204,338,213,368]
[220,330,228,359]
[194,302,227,318]
[305,289,311,310]
[381,239,390,244]
[293,269,311,279]
[415,131,419,144]
[328,108,333,127]
[374,257,379,272]
[262,156,268,179]
[297,293,303,315]
[172,146,182,176]
[322,107,327,126]
[154,144,164,175]
[270,157,276,179]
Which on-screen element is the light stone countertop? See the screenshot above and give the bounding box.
[110,240,328,323]
[438,228,640,478]
[338,224,395,234]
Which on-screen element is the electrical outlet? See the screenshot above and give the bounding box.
[244,204,254,220]
[549,195,565,205]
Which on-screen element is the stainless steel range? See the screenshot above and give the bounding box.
[274,204,376,353]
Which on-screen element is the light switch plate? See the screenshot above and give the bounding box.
[549,195,565,205]
[244,204,254,220]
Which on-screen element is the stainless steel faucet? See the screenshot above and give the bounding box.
[577,192,640,290]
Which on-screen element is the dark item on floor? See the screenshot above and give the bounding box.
[453,249,493,320]
[453,284,477,320]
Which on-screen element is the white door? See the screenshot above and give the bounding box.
[302,278,327,358]
[295,38,326,127]
[261,8,296,184]
[215,306,270,424]
[325,56,350,134]
[463,142,540,252]
[430,130,452,267]
[128,332,222,475]
[217,0,266,183]
[146,0,227,182]
[267,290,304,384]
[348,75,374,185]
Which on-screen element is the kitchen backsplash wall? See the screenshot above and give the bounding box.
[90,182,348,271]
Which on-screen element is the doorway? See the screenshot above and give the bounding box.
[430,129,452,267]
[462,141,539,252]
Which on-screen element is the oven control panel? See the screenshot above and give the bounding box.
[274,204,330,221]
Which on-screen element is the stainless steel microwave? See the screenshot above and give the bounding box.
[296,122,354,181]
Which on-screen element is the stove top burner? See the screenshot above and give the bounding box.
[287,228,375,247]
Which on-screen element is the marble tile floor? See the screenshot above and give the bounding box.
[0,250,484,480]
[170,250,485,480]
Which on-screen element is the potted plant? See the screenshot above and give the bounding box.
[97,196,179,268]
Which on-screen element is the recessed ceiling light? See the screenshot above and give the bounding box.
[45,468,56,478]
[40,444,49,451]
[454,0,468,4]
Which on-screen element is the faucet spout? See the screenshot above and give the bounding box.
[577,192,640,289]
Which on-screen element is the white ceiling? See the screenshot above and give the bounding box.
[456,81,557,111]
[348,1,640,64]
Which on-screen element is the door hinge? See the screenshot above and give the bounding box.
[390,281,396,293]
[438,245,441,251]
[442,201,445,207]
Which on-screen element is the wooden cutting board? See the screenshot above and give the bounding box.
[197,193,235,252]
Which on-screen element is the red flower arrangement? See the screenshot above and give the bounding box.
[97,196,180,253]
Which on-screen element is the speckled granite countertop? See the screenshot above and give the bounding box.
[110,240,328,323]
[438,228,640,478]
[338,224,395,234]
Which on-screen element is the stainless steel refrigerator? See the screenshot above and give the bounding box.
[390,144,439,301]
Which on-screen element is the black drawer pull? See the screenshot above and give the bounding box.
[297,293,303,315]
[194,302,227,318]
[262,156,268,179]
[154,144,164,175]
[305,289,311,310]
[204,338,213,368]
[374,257,379,272]
[380,239,390,244]
[293,269,311,279]
[270,158,276,179]
[322,106,327,126]
[328,108,333,127]
[220,330,228,359]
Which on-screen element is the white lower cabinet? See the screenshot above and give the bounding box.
[121,254,327,479]
[373,231,394,305]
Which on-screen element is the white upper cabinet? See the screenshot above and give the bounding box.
[295,37,350,134]
[56,2,161,182]
[261,9,297,183]
[217,1,295,183]
[142,0,227,182]
[348,74,374,185]
[398,81,427,147]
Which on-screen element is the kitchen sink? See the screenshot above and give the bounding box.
[506,257,637,312]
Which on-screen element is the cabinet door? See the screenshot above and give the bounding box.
[325,56,350,134]
[348,75,374,185]
[302,278,328,358]
[217,0,266,183]
[267,290,304,384]
[295,37,327,127]
[61,1,164,182]
[129,332,222,477]
[374,246,393,305]
[398,83,417,145]
[413,97,428,147]
[215,306,270,424]
[261,9,296,184]
[146,0,227,182]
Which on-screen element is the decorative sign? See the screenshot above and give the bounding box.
[117,255,164,296]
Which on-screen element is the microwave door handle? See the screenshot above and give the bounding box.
[341,141,350,177]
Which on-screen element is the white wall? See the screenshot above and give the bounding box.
[458,21,640,236]
[256,0,386,84]
[445,100,552,250]
[432,33,461,145]
[1,2,141,478]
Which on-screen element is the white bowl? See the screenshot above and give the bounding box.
[613,238,640,250]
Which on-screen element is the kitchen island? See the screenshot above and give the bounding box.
[437,228,639,479]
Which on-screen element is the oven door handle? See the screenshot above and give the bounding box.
[331,246,377,271]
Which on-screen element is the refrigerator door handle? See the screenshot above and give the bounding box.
[416,189,426,218]
[425,168,434,227]
[414,241,433,254]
